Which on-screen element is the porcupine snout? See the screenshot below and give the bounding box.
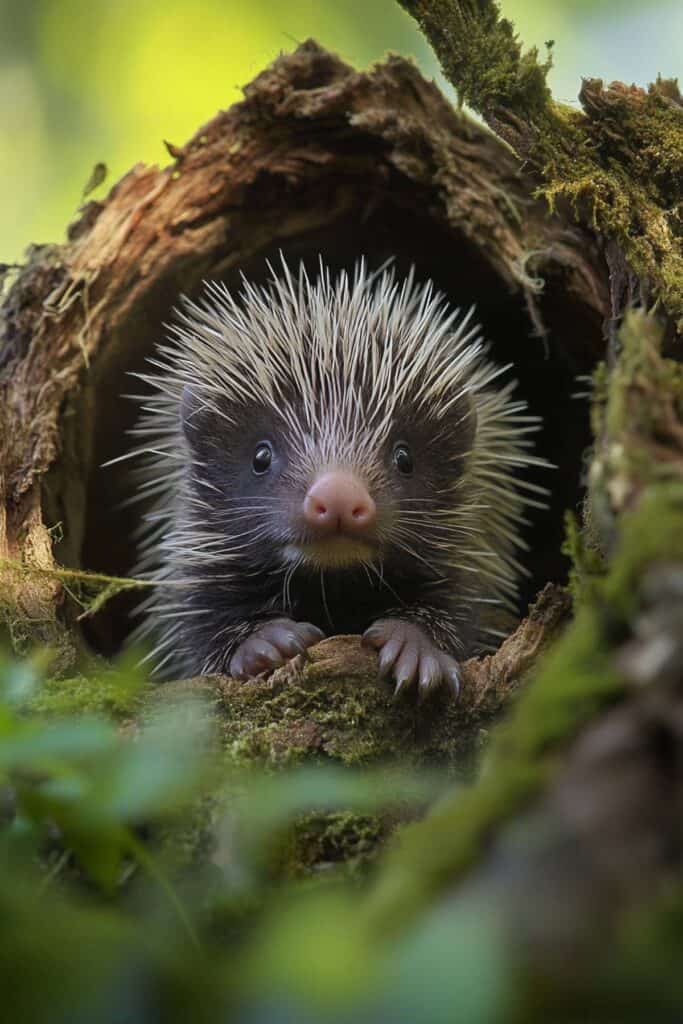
[303,471,376,538]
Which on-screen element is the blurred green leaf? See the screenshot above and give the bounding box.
[91,702,212,820]
[0,718,116,771]
[381,901,511,1024]
[0,656,42,705]
[227,764,447,841]
[242,889,377,1009]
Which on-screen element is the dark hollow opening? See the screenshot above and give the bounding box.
[72,198,602,659]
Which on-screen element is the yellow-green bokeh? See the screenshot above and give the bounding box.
[0,0,680,262]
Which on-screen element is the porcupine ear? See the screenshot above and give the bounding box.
[459,392,478,448]
[180,384,218,453]
[447,390,478,474]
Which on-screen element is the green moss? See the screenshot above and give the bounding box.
[284,811,388,879]
[398,0,553,119]
[538,115,682,327]
[0,559,149,675]
[538,91,683,330]
[604,312,681,439]
[399,2,683,329]
[215,677,405,770]
[588,311,683,533]
[27,668,147,720]
[367,481,683,936]
[206,661,488,778]
[1,609,77,675]
[562,510,607,604]
[0,559,148,618]
[605,483,683,619]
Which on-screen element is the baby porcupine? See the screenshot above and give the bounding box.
[127,259,545,697]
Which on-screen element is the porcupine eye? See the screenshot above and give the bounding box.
[252,442,273,475]
[393,443,414,476]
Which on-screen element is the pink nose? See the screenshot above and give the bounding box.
[303,472,376,537]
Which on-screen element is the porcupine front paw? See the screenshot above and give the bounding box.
[228,618,325,680]
[362,619,460,699]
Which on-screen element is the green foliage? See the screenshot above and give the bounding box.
[2,622,683,1020]
[561,509,607,604]
[1,651,505,1021]
[367,481,683,940]
[0,653,209,894]
[26,653,146,719]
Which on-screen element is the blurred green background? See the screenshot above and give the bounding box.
[1,0,680,263]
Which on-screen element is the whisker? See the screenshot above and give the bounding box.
[320,570,332,629]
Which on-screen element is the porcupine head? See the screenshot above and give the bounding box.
[129,258,543,697]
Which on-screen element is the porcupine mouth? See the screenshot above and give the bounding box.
[285,538,377,570]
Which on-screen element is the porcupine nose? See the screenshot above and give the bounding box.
[303,472,376,537]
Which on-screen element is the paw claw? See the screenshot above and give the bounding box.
[417,653,441,694]
[229,618,324,681]
[393,675,412,700]
[361,621,392,650]
[376,631,405,678]
[299,624,325,646]
[445,664,461,699]
[395,645,419,689]
[364,618,461,700]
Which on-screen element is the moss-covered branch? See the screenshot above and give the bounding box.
[367,308,683,941]
[397,0,553,122]
[398,0,683,330]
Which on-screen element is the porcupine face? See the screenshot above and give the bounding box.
[131,258,537,668]
[181,379,476,582]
